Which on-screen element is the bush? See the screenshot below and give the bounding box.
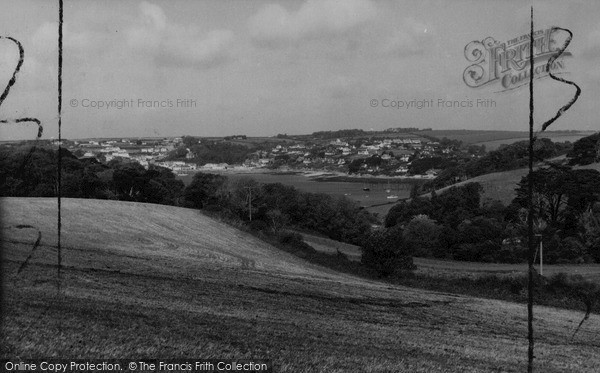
[496,244,527,263]
[544,236,589,264]
[248,219,269,232]
[276,231,316,259]
[403,215,441,257]
[361,228,415,277]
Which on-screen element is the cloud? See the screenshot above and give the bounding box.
[126,1,235,69]
[30,21,102,56]
[324,75,363,99]
[248,0,378,46]
[580,28,600,58]
[379,19,432,57]
[247,0,431,61]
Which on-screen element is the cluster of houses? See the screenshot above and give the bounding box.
[71,137,198,175]
[243,137,448,176]
[68,134,458,177]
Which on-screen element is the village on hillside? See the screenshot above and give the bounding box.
[57,128,477,178]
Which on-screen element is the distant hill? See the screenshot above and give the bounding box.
[419,129,593,148]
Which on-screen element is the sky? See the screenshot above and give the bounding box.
[0,0,599,140]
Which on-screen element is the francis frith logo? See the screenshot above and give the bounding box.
[463,28,572,91]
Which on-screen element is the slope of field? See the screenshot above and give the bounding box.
[365,168,531,218]
[2,198,600,372]
[442,168,529,205]
[419,130,593,148]
[1,198,343,280]
[474,133,590,151]
[426,161,600,206]
[301,232,600,284]
[420,130,530,144]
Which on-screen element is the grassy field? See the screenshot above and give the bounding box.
[474,133,592,151]
[437,168,529,205]
[363,166,529,219]
[425,161,600,206]
[2,198,600,372]
[301,232,600,283]
[420,130,530,144]
[419,130,593,147]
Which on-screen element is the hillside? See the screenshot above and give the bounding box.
[301,232,600,283]
[425,161,600,206]
[419,130,593,149]
[1,198,344,280]
[2,198,600,372]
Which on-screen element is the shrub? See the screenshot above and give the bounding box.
[361,228,415,277]
[403,215,441,257]
[248,219,269,232]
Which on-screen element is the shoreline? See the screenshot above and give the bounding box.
[187,167,433,183]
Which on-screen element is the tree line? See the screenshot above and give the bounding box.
[0,144,375,248]
[183,173,375,246]
[384,163,600,264]
[0,145,185,205]
[423,137,572,191]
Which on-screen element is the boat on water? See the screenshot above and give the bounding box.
[387,195,399,199]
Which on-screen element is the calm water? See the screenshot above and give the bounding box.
[178,171,411,208]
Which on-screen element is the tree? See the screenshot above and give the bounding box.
[227,176,263,220]
[361,228,415,277]
[566,169,600,214]
[183,172,227,209]
[429,182,483,227]
[513,167,600,228]
[403,215,441,257]
[347,159,363,174]
[409,183,420,199]
[579,210,600,262]
[112,164,146,200]
[568,132,600,165]
[266,209,289,233]
[166,146,188,160]
[408,156,446,175]
[452,216,504,262]
[262,182,298,207]
[182,136,200,147]
[385,197,433,228]
[365,155,383,168]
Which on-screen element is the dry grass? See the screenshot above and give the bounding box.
[2,198,600,372]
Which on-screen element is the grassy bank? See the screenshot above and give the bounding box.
[2,198,600,372]
[297,232,600,315]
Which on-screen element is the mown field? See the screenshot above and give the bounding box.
[2,198,600,372]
